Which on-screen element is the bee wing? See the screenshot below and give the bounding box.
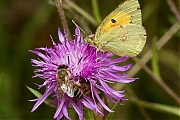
[61,84,74,97]
[66,89,74,97]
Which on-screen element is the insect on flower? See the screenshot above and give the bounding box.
[56,64,74,97]
[76,77,91,98]
[72,77,92,99]
[56,64,91,99]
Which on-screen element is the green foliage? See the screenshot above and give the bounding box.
[84,108,94,120]
[106,101,121,120]
[130,97,180,117]
[27,86,56,108]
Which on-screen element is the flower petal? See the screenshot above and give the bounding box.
[58,28,65,43]
[54,98,65,118]
[93,87,114,112]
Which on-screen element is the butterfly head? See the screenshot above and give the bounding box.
[84,34,95,43]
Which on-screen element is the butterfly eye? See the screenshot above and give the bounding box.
[111,19,116,23]
[85,34,95,43]
[84,37,92,43]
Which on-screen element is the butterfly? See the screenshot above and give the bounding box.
[85,0,147,57]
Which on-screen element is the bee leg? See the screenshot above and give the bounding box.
[74,81,81,87]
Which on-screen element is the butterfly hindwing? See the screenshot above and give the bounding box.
[99,24,146,56]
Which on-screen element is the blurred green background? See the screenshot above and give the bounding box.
[0,0,179,119]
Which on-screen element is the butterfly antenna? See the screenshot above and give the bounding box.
[72,20,87,36]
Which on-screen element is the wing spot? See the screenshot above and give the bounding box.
[122,35,128,41]
[137,7,140,10]
[120,25,123,28]
[111,19,116,23]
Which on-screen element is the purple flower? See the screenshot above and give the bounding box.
[29,26,137,120]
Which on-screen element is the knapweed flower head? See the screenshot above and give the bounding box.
[29,26,137,120]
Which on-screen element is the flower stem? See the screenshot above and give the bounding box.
[55,0,72,40]
[167,0,180,23]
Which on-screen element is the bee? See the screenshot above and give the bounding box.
[56,65,91,99]
[78,77,91,98]
[72,81,83,99]
[56,64,74,97]
[72,77,91,99]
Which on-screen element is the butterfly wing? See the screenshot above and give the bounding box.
[92,0,146,56]
[95,0,142,39]
[99,24,147,57]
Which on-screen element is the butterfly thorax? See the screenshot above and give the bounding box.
[85,34,105,51]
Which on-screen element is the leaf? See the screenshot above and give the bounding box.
[26,86,56,108]
[151,36,161,79]
[84,108,94,120]
[130,97,180,117]
[106,101,121,120]
[91,0,102,24]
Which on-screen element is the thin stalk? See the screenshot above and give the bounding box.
[133,57,180,104]
[55,0,71,40]
[167,0,180,23]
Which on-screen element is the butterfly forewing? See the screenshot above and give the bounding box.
[95,0,142,38]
